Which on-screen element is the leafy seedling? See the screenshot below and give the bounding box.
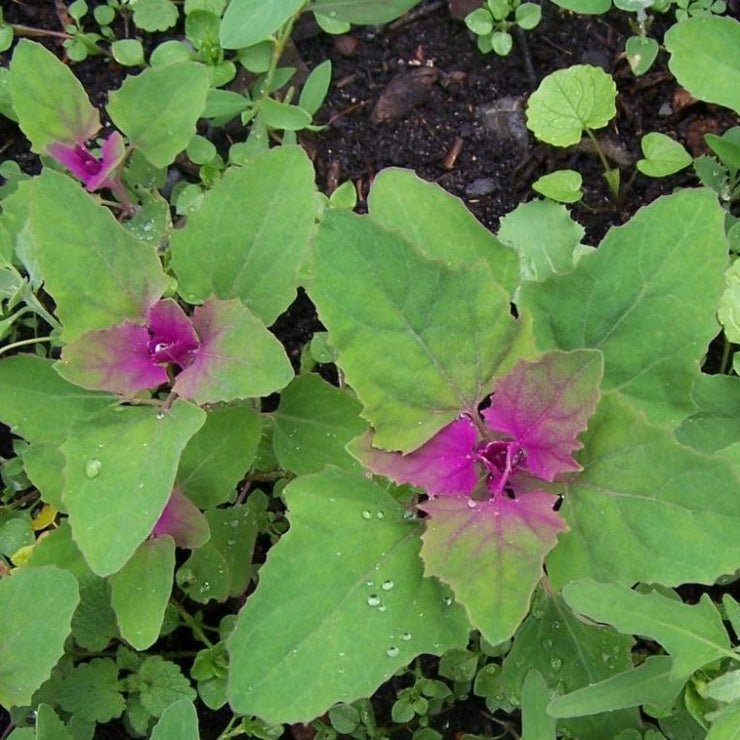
[465,0,542,56]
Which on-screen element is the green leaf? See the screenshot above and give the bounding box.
[637,132,692,177]
[548,0,611,11]
[61,400,206,576]
[719,259,740,343]
[273,374,368,475]
[676,374,740,454]
[2,171,168,341]
[9,40,99,150]
[521,670,557,740]
[132,0,179,31]
[519,188,728,425]
[111,39,146,67]
[704,671,740,703]
[516,3,542,29]
[136,656,196,717]
[531,169,583,203]
[665,17,740,114]
[22,443,66,511]
[526,64,617,147]
[311,209,533,452]
[299,59,332,115]
[177,404,261,508]
[547,656,685,718]
[36,704,75,740]
[625,35,659,76]
[491,31,513,56]
[548,392,740,587]
[0,565,79,707]
[177,504,258,602]
[72,576,119,651]
[500,591,639,739]
[308,0,423,24]
[220,0,305,48]
[705,127,740,170]
[58,658,125,723]
[171,146,316,324]
[466,8,494,34]
[110,536,176,650]
[259,97,312,130]
[498,198,586,282]
[227,468,469,723]
[107,62,209,168]
[150,700,200,740]
[0,356,115,445]
[367,168,519,295]
[563,581,734,678]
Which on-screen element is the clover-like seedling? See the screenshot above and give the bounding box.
[465,0,542,56]
[526,64,621,200]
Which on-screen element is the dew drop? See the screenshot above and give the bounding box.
[386,646,399,657]
[366,579,374,587]
[467,499,477,509]
[543,639,553,649]
[338,651,346,657]
[198,581,211,594]
[367,594,381,607]
[550,657,563,671]
[85,458,102,479]
[378,605,387,612]
[381,579,394,591]
[226,538,236,546]
[441,596,453,607]
[362,510,372,520]
[401,631,412,641]
[376,510,385,519]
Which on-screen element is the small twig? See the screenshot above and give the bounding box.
[0,335,54,358]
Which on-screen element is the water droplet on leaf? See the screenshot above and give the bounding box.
[401,632,412,641]
[386,646,399,657]
[381,580,394,591]
[367,594,381,607]
[85,459,102,478]
[376,510,385,519]
[362,510,372,519]
[550,657,563,671]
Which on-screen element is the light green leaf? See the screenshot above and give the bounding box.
[522,670,557,740]
[531,169,583,203]
[311,209,533,451]
[62,400,206,577]
[273,373,368,474]
[259,97,312,130]
[519,188,727,425]
[136,656,196,717]
[227,468,469,723]
[0,355,115,444]
[177,504,258,603]
[171,146,316,324]
[299,59,332,116]
[676,374,740,454]
[526,64,617,147]
[548,0,611,12]
[72,576,119,651]
[22,443,65,511]
[36,704,74,740]
[516,3,542,30]
[665,17,740,114]
[111,39,146,67]
[9,40,99,149]
[0,565,79,707]
[625,35,659,76]
[498,198,585,282]
[2,170,168,341]
[177,404,261,508]
[110,536,176,650]
[150,700,200,740]
[563,581,734,678]
[704,671,740,703]
[706,127,740,170]
[107,62,209,168]
[719,259,740,343]
[466,8,494,35]
[367,168,519,294]
[637,132,692,177]
[220,0,304,48]
[58,658,125,723]
[500,591,639,739]
[707,701,740,740]
[132,0,179,31]
[548,392,740,587]
[547,656,684,718]
[308,0,423,24]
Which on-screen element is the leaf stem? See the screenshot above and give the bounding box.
[256,10,302,108]
[171,599,213,648]
[584,127,620,201]
[719,336,734,375]
[0,335,54,358]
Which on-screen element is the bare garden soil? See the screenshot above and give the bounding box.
[1,0,739,737]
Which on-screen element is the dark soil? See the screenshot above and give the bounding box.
[1,1,739,738]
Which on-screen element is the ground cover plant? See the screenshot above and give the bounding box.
[0,1,739,738]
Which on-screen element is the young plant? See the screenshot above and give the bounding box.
[464,0,542,56]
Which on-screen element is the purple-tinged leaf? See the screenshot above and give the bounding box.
[355,417,480,496]
[420,492,567,644]
[482,350,603,481]
[151,488,210,550]
[147,299,200,367]
[172,297,293,404]
[46,131,125,192]
[57,322,168,396]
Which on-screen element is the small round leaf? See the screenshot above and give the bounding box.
[636,132,692,177]
[532,169,583,203]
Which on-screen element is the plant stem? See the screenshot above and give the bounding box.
[171,599,214,648]
[584,127,620,201]
[719,336,734,375]
[256,9,302,107]
[0,335,54,358]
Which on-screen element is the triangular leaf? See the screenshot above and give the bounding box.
[62,401,206,576]
[420,492,566,645]
[311,209,534,451]
[519,188,727,425]
[227,468,469,723]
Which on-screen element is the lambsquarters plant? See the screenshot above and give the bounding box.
[0,10,739,740]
